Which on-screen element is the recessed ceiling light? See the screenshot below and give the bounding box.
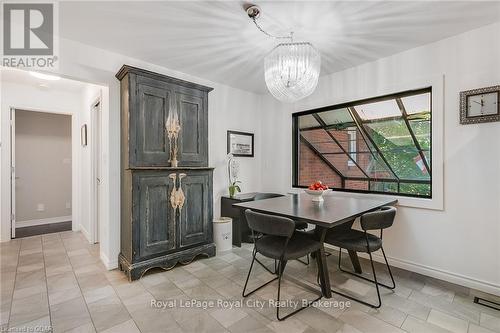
[29,71,61,81]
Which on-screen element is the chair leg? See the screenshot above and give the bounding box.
[276,259,322,321]
[328,246,398,308]
[381,246,396,289]
[338,248,395,290]
[254,255,277,275]
[242,249,278,297]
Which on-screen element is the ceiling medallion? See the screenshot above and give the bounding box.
[245,4,321,103]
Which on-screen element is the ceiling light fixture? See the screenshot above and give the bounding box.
[245,4,321,103]
[29,71,61,81]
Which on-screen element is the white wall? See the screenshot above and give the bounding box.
[15,110,72,222]
[1,81,87,238]
[260,22,500,295]
[1,37,263,270]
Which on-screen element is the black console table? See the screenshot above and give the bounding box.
[220,193,259,247]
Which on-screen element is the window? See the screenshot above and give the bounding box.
[293,88,432,198]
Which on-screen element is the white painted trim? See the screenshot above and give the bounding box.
[325,245,500,297]
[79,224,91,243]
[100,251,118,270]
[15,216,72,228]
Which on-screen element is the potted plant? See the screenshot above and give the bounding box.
[227,153,241,198]
[229,180,241,198]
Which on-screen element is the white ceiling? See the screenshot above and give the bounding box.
[60,1,500,93]
[1,68,93,93]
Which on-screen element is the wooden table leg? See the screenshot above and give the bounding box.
[315,226,332,298]
[348,250,362,274]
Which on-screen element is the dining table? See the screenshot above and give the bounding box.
[233,193,397,298]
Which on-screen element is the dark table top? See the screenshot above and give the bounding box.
[233,193,397,228]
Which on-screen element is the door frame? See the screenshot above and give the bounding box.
[10,109,16,238]
[9,107,75,238]
[90,97,102,244]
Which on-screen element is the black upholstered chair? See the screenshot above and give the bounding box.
[324,206,397,308]
[243,210,323,321]
[252,193,310,269]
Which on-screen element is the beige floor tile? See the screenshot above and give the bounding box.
[294,306,344,332]
[266,316,311,333]
[469,323,497,333]
[139,270,171,288]
[367,304,408,327]
[48,286,82,306]
[480,313,500,333]
[101,319,140,333]
[45,264,73,277]
[427,309,468,333]
[4,230,500,333]
[409,290,480,323]
[210,307,248,328]
[178,311,227,333]
[146,281,184,299]
[67,249,91,257]
[401,315,453,333]
[83,285,116,304]
[62,321,96,333]
[12,283,46,300]
[227,314,274,333]
[383,292,431,320]
[335,323,364,333]
[47,271,79,293]
[9,292,49,327]
[421,283,455,303]
[339,309,405,333]
[9,315,51,333]
[50,296,92,333]
[129,307,181,333]
[14,269,46,290]
[87,296,131,332]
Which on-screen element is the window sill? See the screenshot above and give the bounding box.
[288,187,443,211]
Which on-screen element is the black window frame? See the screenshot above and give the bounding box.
[292,87,432,199]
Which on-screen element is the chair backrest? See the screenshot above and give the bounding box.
[360,206,397,231]
[253,193,284,201]
[245,210,295,238]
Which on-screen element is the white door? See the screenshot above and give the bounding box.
[10,109,16,238]
[91,100,102,243]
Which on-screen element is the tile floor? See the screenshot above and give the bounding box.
[1,231,499,333]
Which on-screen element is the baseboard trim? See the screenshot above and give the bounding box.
[16,216,72,228]
[79,225,91,243]
[325,245,500,297]
[100,251,118,271]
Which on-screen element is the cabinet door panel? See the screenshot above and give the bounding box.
[135,173,176,259]
[176,91,208,166]
[179,172,212,247]
[134,83,171,166]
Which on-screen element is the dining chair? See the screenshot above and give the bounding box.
[242,210,323,321]
[253,193,310,269]
[324,206,397,308]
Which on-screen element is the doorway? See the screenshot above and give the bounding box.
[11,109,73,238]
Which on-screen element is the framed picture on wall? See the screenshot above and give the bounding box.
[227,130,254,157]
[81,124,87,146]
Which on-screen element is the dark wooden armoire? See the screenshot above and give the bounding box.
[116,65,215,281]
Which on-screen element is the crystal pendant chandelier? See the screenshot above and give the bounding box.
[246,5,321,103]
